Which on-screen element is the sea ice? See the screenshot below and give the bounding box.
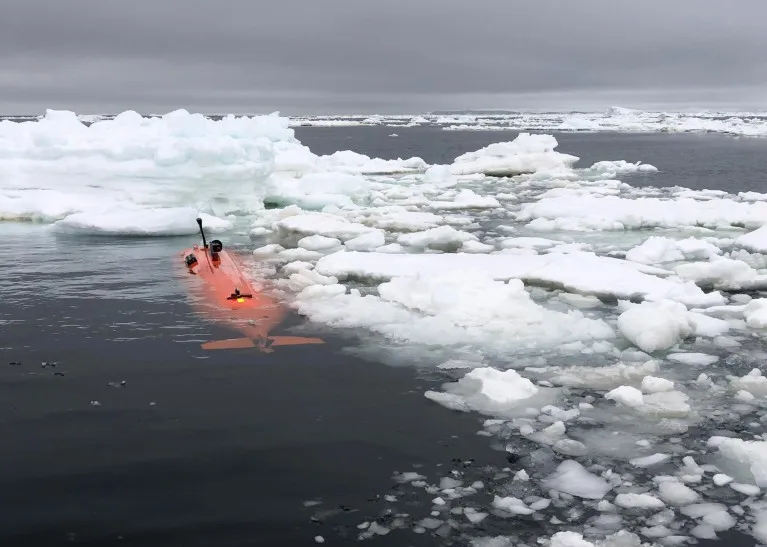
[449,133,578,177]
[617,300,694,353]
[542,460,612,499]
[424,367,541,416]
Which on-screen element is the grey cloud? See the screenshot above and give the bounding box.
[1,0,766,113]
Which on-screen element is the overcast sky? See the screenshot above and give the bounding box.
[1,0,766,114]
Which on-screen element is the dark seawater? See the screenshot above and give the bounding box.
[3,126,767,546]
[0,224,500,546]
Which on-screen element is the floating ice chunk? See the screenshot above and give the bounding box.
[557,293,602,309]
[397,225,478,251]
[449,133,579,177]
[250,226,272,237]
[367,210,443,232]
[437,359,484,370]
[499,236,559,250]
[283,268,339,292]
[253,243,285,256]
[424,367,540,415]
[686,311,730,337]
[553,439,589,456]
[730,482,760,496]
[549,531,595,547]
[638,391,691,418]
[277,248,324,262]
[753,511,767,545]
[630,454,671,468]
[717,438,767,486]
[428,189,501,210]
[587,160,658,175]
[626,236,721,264]
[283,261,315,274]
[344,230,386,251]
[492,495,535,515]
[542,460,612,499]
[690,525,717,539]
[641,376,675,393]
[713,474,733,486]
[617,300,694,353]
[264,172,369,209]
[394,471,426,483]
[275,212,376,241]
[640,525,673,539]
[542,360,659,390]
[657,479,700,506]
[650,281,727,309]
[514,469,530,481]
[736,225,767,253]
[460,240,496,254]
[743,299,767,329]
[297,235,343,252]
[313,148,427,175]
[667,352,719,366]
[614,493,665,510]
[605,386,644,408]
[53,208,233,236]
[675,257,767,290]
[729,368,767,397]
[681,503,735,531]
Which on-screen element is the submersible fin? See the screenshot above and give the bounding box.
[201,336,325,351]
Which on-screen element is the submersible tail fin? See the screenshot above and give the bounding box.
[201,336,325,352]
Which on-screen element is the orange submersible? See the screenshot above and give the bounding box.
[180,218,324,352]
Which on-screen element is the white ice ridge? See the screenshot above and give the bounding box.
[312,250,717,303]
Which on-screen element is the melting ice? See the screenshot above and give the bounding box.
[5,108,767,545]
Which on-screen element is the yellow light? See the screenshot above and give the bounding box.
[237,298,245,303]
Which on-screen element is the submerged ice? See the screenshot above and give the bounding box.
[6,109,767,546]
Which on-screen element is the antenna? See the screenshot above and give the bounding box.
[196,217,208,249]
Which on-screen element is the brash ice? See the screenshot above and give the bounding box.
[180,218,324,352]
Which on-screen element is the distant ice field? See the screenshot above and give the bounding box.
[3,108,767,546]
